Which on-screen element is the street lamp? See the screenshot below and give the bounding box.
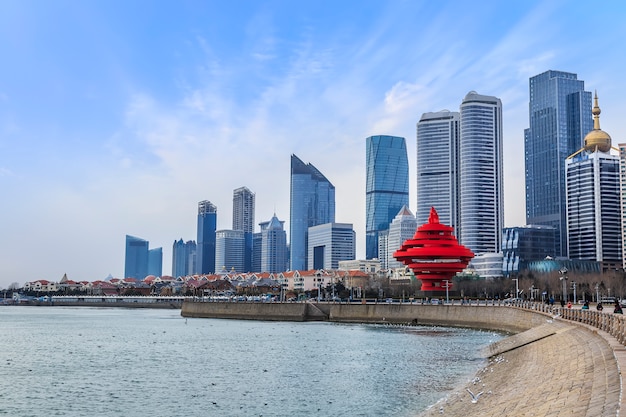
[443,280,450,304]
[559,268,568,303]
[512,278,519,300]
[572,281,577,304]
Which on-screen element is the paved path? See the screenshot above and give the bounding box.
[419,318,623,416]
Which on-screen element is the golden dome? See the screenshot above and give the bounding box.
[584,92,611,152]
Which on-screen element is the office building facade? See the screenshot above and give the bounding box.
[124,235,149,279]
[308,223,355,270]
[459,91,504,254]
[365,135,409,260]
[259,214,288,273]
[196,200,217,274]
[148,247,163,277]
[416,111,460,227]
[525,70,592,257]
[215,229,245,273]
[566,94,621,269]
[386,206,418,270]
[290,154,335,271]
[502,225,556,276]
[232,186,255,272]
[172,239,196,278]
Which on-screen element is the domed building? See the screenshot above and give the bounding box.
[565,93,621,270]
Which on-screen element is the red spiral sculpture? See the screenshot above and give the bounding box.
[393,207,474,292]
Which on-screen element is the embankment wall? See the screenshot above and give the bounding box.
[181,301,551,333]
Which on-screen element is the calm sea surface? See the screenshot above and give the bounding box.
[0,306,503,417]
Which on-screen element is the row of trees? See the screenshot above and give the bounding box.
[377,270,626,302]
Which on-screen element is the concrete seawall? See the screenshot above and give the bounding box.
[181,301,550,333]
[182,300,625,416]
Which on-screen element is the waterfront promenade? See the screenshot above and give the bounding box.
[183,299,626,416]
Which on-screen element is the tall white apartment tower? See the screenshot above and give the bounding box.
[459,91,504,255]
[416,111,460,229]
[386,206,418,270]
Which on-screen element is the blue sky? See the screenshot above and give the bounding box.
[1,0,625,288]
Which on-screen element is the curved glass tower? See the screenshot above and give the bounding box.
[289,155,335,271]
[459,92,504,255]
[365,135,409,260]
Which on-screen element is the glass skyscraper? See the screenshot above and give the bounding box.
[124,235,149,279]
[196,200,217,274]
[416,111,460,227]
[290,154,335,271]
[148,247,162,277]
[386,206,417,270]
[365,135,409,260]
[525,70,592,257]
[172,239,196,278]
[459,91,504,255]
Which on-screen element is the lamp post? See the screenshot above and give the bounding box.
[572,281,577,304]
[512,278,519,300]
[596,284,600,303]
[443,280,450,304]
[559,268,568,303]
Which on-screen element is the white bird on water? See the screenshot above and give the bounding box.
[466,388,483,403]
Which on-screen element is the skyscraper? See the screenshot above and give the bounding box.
[232,186,255,233]
[566,94,621,269]
[215,229,245,273]
[172,239,196,278]
[416,111,460,227]
[365,135,409,260]
[525,70,592,257]
[148,247,163,277]
[459,91,504,255]
[232,186,255,272]
[290,154,335,271]
[259,214,288,273]
[124,235,149,279]
[196,200,217,274]
[386,206,418,270]
[308,223,355,270]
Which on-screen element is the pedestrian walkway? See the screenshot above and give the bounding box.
[419,319,621,416]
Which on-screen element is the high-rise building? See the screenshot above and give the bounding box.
[502,226,556,276]
[620,143,626,270]
[232,186,255,233]
[259,214,288,273]
[525,70,592,257]
[196,200,217,274]
[148,247,163,277]
[172,239,196,278]
[290,154,335,271]
[365,135,409,260]
[215,229,245,273]
[124,235,149,279]
[386,206,418,270]
[459,91,504,255]
[233,186,255,272]
[416,111,460,227]
[307,223,355,270]
[566,94,621,270]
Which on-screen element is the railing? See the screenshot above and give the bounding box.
[506,299,626,346]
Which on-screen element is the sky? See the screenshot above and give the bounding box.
[1,0,626,289]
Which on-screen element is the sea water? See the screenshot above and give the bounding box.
[0,306,503,416]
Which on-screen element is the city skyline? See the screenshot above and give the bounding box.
[2,1,626,288]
